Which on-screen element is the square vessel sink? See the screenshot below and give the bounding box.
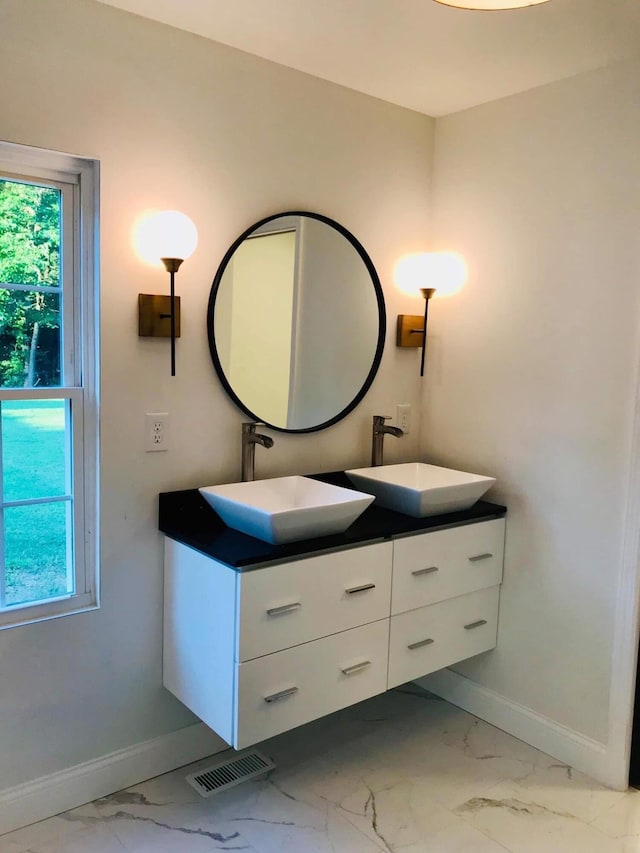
[199,475,375,545]
[345,462,495,518]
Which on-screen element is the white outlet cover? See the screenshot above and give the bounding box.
[396,403,411,435]
[145,412,169,452]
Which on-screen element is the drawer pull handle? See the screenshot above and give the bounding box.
[407,638,435,650]
[264,686,299,703]
[464,619,488,630]
[341,660,372,676]
[267,602,302,617]
[469,553,493,562]
[412,566,439,577]
[345,583,376,595]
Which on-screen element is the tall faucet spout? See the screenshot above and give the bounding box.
[371,415,404,467]
[241,422,274,481]
[384,426,403,438]
[255,434,274,449]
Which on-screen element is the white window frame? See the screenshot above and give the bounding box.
[0,141,99,629]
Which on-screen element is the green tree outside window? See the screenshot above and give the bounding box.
[0,179,61,387]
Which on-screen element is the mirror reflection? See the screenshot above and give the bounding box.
[208,212,385,432]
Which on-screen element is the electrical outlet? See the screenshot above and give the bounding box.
[396,403,411,435]
[145,412,169,452]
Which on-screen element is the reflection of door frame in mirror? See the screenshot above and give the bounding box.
[244,218,303,428]
[207,211,386,434]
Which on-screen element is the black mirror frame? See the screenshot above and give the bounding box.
[207,210,386,434]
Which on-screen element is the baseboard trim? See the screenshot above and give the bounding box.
[415,669,616,787]
[0,722,227,836]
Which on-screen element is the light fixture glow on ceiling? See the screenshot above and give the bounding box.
[433,0,551,9]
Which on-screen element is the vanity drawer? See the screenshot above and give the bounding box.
[236,541,392,661]
[234,618,389,748]
[387,586,500,689]
[391,518,504,615]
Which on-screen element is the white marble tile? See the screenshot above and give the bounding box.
[35,828,127,853]
[194,778,382,853]
[87,736,382,851]
[90,789,257,852]
[0,840,28,853]
[6,687,639,853]
[271,692,532,816]
[0,805,126,853]
[590,788,640,850]
[108,819,254,853]
[241,692,516,851]
[393,820,512,852]
[0,813,85,851]
[310,773,509,852]
[264,735,518,851]
[454,783,627,853]
[472,758,625,826]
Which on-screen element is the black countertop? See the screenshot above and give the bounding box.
[159,471,506,571]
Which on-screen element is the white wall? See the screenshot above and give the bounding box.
[421,60,640,782]
[0,0,432,808]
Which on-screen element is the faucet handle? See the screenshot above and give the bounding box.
[373,415,393,425]
[242,421,266,433]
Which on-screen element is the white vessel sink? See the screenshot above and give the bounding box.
[345,462,495,518]
[199,475,375,545]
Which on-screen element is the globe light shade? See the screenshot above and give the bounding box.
[134,210,198,267]
[433,0,550,8]
[394,251,467,298]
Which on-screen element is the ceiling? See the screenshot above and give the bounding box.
[95,0,640,116]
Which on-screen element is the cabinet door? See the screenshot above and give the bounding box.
[392,518,504,615]
[234,619,389,748]
[388,586,500,689]
[237,542,392,661]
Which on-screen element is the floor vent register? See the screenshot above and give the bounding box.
[186,749,275,798]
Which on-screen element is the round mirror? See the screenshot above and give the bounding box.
[207,211,386,433]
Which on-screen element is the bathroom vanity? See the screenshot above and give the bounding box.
[170,209,509,749]
[160,474,506,749]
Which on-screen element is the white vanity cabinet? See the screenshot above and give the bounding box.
[163,539,392,749]
[163,517,505,750]
[387,518,505,688]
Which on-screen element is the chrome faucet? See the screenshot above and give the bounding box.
[241,422,274,482]
[371,415,403,467]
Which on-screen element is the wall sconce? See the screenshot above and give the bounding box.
[135,210,198,376]
[395,251,467,377]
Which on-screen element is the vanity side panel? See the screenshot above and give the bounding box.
[163,538,236,744]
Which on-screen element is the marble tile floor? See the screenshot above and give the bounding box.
[2,686,640,853]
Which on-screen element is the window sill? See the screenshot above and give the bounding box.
[0,593,98,630]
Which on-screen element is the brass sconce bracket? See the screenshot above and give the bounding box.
[138,294,181,338]
[396,315,424,347]
[397,288,435,377]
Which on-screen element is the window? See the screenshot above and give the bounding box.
[0,142,98,628]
